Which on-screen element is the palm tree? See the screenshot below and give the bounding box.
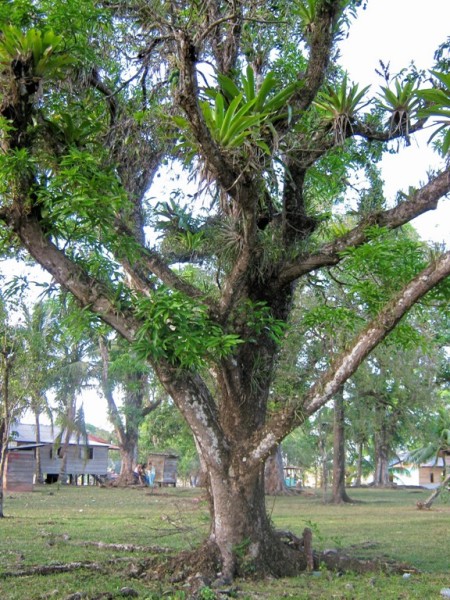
[410,404,450,509]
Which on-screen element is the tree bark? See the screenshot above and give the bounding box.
[0,420,6,518]
[98,337,158,485]
[207,462,304,578]
[265,446,290,495]
[332,388,352,503]
[372,400,394,487]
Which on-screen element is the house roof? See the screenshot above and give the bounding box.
[10,423,111,447]
[392,454,447,468]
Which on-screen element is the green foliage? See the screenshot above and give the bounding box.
[197,586,216,600]
[418,70,450,155]
[176,66,299,153]
[340,227,426,315]
[302,304,363,335]
[409,403,450,465]
[377,78,420,139]
[133,288,242,368]
[293,0,317,36]
[235,299,288,344]
[314,75,370,144]
[0,25,73,77]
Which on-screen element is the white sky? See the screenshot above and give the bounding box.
[339,0,450,244]
[11,1,450,429]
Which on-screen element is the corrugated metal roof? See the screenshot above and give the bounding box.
[10,423,110,447]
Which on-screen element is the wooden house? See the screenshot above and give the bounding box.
[4,422,112,490]
[392,451,450,489]
[4,446,36,492]
[147,452,178,487]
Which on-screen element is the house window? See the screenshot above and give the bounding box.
[430,473,434,483]
[79,447,94,460]
[49,447,63,459]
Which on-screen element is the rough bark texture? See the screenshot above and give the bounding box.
[355,441,364,486]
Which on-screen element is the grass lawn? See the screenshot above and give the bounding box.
[0,485,449,599]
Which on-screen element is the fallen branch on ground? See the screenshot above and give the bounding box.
[0,557,133,579]
[78,541,171,553]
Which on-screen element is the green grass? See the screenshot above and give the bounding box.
[0,485,449,599]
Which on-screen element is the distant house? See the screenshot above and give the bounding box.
[4,422,113,491]
[147,452,178,487]
[392,451,450,489]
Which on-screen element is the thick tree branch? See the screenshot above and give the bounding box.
[153,363,228,467]
[174,32,241,197]
[247,250,450,466]
[98,336,127,443]
[113,219,219,312]
[292,0,342,113]
[7,212,140,341]
[277,166,450,289]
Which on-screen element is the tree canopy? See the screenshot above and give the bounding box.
[1,0,449,580]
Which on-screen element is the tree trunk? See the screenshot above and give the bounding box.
[118,440,138,485]
[355,441,363,486]
[265,446,290,495]
[0,346,14,517]
[373,421,391,486]
[207,464,305,579]
[419,473,450,509]
[319,426,329,502]
[0,420,6,518]
[332,388,352,503]
[99,337,154,486]
[34,411,44,484]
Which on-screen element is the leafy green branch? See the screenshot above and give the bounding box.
[133,288,242,369]
[418,70,450,155]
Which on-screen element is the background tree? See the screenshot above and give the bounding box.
[98,334,162,484]
[331,385,352,503]
[347,342,441,486]
[0,294,27,516]
[19,300,57,482]
[1,0,450,579]
[140,397,199,484]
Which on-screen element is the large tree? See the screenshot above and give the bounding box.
[1,0,450,578]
